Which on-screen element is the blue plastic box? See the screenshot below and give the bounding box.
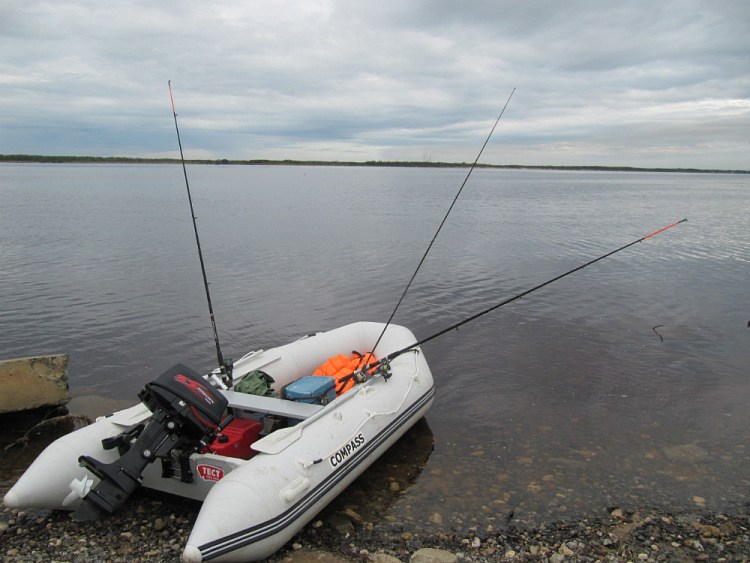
[285,376,336,405]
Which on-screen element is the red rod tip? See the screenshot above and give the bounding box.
[643,218,687,240]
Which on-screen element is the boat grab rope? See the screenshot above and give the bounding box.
[368,88,516,356]
[300,350,421,468]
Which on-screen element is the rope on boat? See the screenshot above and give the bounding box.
[301,350,421,468]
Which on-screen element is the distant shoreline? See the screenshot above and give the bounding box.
[0,154,747,174]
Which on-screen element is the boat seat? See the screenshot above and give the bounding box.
[222,390,323,420]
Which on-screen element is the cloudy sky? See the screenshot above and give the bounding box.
[1,0,748,168]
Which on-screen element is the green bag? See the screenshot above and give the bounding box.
[234,369,276,397]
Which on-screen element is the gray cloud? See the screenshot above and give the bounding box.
[1,0,748,168]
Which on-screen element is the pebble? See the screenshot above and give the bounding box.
[344,508,363,524]
[692,495,707,507]
[699,524,721,537]
[559,544,574,557]
[410,548,458,563]
[610,508,625,519]
[371,554,401,563]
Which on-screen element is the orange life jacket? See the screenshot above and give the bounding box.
[313,351,377,395]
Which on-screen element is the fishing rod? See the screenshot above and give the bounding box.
[168,81,232,387]
[365,218,687,373]
[369,87,516,355]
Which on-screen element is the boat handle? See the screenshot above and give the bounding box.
[280,477,310,502]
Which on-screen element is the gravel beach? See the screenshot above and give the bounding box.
[2,490,748,562]
[2,410,749,561]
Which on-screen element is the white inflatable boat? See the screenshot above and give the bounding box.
[4,321,435,562]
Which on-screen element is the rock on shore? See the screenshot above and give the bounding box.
[0,355,70,414]
[1,493,748,562]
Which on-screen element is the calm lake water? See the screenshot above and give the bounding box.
[1,163,748,531]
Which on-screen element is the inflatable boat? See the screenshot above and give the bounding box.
[4,321,435,562]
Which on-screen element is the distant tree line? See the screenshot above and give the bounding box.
[0,154,746,174]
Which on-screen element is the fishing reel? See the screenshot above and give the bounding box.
[375,359,393,381]
[345,360,393,389]
[73,364,228,521]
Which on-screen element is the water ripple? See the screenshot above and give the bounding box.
[2,164,748,526]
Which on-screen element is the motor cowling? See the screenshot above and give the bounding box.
[140,363,228,439]
[73,364,228,521]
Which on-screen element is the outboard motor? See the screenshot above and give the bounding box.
[73,364,229,521]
